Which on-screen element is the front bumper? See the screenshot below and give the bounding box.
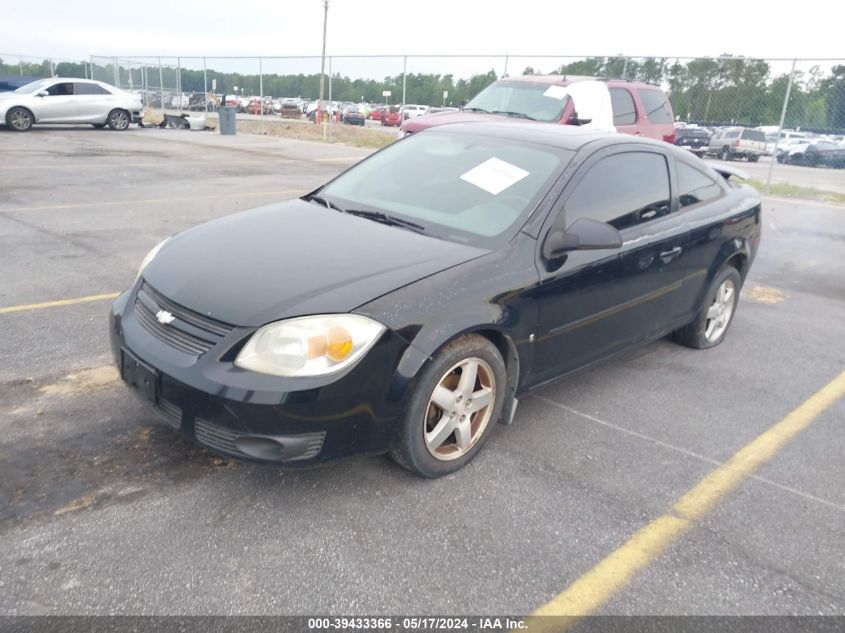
[109,284,416,466]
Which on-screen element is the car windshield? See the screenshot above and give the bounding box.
[465,81,571,123]
[14,79,51,94]
[317,130,571,247]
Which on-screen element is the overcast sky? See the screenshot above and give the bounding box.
[4,0,844,76]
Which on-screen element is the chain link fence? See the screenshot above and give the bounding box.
[2,53,844,193]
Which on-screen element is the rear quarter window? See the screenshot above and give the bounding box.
[741,129,766,142]
[637,89,673,124]
[677,162,723,208]
[609,88,637,126]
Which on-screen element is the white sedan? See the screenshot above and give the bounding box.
[0,78,144,132]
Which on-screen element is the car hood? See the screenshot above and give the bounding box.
[142,199,489,327]
[401,111,529,134]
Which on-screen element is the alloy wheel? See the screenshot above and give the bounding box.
[9,109,32,131]
[424,357,496,461]
[110,110,129,130]
[704,279,736,342]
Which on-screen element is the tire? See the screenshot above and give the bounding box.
[720,146,732,161]
[390,334,507,478]
[673,266,742,350]
[6,106,34,132]
[747,155,759,163]
[107,109,130,130]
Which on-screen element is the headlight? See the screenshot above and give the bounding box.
[234,314,386,377]
[135,237,169,281]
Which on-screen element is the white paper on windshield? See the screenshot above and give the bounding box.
[460,157,530,195]
[543,85,569,100]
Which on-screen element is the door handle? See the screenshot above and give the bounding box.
[659,246,683,263]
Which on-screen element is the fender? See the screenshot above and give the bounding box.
[355,233,541,410]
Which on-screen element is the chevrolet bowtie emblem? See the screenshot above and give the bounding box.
[156,310,175,325]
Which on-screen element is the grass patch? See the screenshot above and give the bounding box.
[746,179,845,205]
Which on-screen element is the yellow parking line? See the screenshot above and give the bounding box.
[0,292,120,314]
[0,189,302,213]
[530,369,845,625]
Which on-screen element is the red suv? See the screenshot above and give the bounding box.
[401,75,675,143]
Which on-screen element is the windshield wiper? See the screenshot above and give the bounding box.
[304,193,343,212]
[491,110,537,120]
[462,106,491,114]
[343,209,426,233]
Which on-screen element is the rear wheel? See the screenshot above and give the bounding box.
[673,266,742,349]
[748,155,759,162]
[390,335,506,478]
[107,109,130,130]
[720,146,732,161]
[7,107,34,132]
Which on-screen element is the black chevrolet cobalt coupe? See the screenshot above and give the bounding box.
[110,122,761,477]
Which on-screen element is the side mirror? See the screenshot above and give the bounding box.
[567,111,593,126]
[542,218,623,259]
[36,91,48,97]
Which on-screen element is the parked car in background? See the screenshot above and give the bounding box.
[280,101,303,118]
[400,104,429,120]
[705,127,767,161]
[0,77,144,131]
[381,105,402,127]
[224,97,245,113]
[674,126,711,157]
[112,122,760,477]
[0,75,42,92]
[767,129,811,155]
[370,106,385,121]
[777,140,845,167]
[341,105,367,126]
[187,93,215,111]
[400,76,675,143]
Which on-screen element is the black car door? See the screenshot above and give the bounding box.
[531,147,690,384]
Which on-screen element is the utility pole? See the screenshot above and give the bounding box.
[318,0,329,141]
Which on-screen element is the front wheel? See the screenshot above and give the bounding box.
[107,109,130,130]
[390,335,506,478]
[747,155,759,163]
[673,266,742,349]
[7,107,34,132]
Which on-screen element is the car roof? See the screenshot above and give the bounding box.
[497,74,662,89]
[40,77,105,84]
[423,120,671,153]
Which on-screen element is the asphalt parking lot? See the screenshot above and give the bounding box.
[1,126,844,617]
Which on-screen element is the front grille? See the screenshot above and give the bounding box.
[194,418,327,462]
[134,281,233,356]
[195,418,244,457]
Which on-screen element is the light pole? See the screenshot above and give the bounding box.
[318,0,329,140]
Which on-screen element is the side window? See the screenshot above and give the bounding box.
[46,82,74,96]
[564,152,671,231]
[75,82,111,95]
[637,89,673,124]
[609,88,637,126]
[677,162,722,208]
